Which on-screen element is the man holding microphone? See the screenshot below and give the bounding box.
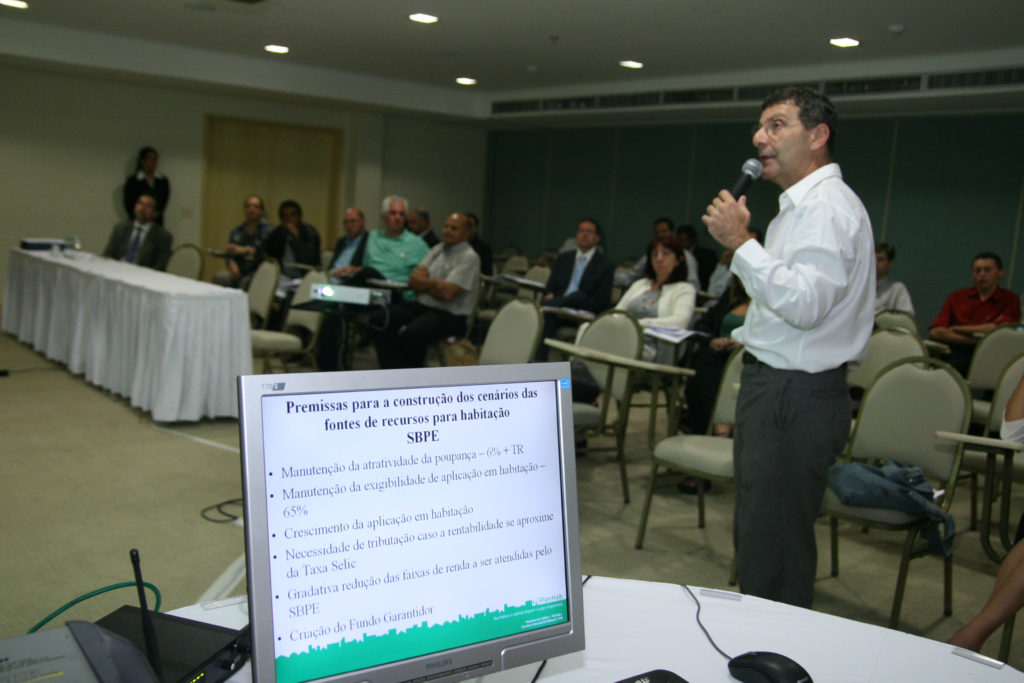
[702,86,875,608]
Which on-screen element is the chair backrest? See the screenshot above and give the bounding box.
[577,309,643,402]
[985,352,1024,434]
[501,254,529,276]
[846,327,927,391]
[479,299,543,365]
[517,265,550,299]
[283,269,328,345]
[248,258,280,329]
[967,324,1024,389]
[166,243,204,280]
[850,357,971,488]
[708,346,746,429]
[874,309,920,337]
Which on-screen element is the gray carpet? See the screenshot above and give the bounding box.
[1,332,1021,669]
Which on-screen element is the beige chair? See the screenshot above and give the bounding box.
[875,309,920,337]
[516,265,550,301]
[479,299,544,365]
[959,352,1024,543]
[551,310,644,503]
[847,327,927,394]
[967,325,1024,428]
[635,345,745,550]
[165,243,204,280]
[251,269,327,372]
[823,356,971,629]
[247,258,280,329]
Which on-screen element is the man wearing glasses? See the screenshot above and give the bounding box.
[702,87,875,608]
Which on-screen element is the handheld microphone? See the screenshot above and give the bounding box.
[730,158,763,199]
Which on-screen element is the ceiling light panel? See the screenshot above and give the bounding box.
[409,13,438,24]
[829,37,860,48]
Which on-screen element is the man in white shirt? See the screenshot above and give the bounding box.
[875,242,914,314]
[702,86,875,608]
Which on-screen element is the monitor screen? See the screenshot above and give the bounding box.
[238,362,585,683]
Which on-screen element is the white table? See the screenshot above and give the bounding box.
[3,249,252,422]
[171,577,1024,682]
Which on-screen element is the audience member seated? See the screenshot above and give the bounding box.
[676,223,717,291]
[265,199,322,279]
[537,218,615,360]
[372,212,480,369]
[614,217,681,289]
[874,241,914,314]
[317,197,428,371]
[327,207,368,283]
[466,212,494,276]
[407,207,439,247]
[571,234,697,404]
[123,146,169,224]
[212,194,269,289]
[930,251,1020,376]
[948,371,1024,653]
[102,192,172,271]
[684,276,750,437]
[338,195,430,299]
[705,249,735,300]
[612,234,697,361]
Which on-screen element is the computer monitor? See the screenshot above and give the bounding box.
[238,362,585,683]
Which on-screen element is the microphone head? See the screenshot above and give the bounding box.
[741,158,763,179]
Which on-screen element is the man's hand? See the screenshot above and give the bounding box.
[408,266,430,290]
[702,190,754,251]
[709,337,736,351]
[331,265,362,279]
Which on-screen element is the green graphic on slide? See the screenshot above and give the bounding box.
[276,599,568,683]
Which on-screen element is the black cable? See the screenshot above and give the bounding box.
[681,584,731,660]
[0,366,61,375]
[529,574,592,682]
[201,498,244,523]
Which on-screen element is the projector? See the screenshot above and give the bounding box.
[311,283,389,307]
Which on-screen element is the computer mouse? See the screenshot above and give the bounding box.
[728,650,812,683]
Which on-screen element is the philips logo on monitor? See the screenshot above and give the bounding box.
[560,378,571,390]
[262,382,286,391]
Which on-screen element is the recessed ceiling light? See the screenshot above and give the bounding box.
[264,44,289,54]
[619,60,644,69]
[0,0,29,9]
[409,13,438,24]
[455,77,477,86]
[829,37,860,48]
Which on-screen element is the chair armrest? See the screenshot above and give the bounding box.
[935,430,1024,452]
[544,338,694,377]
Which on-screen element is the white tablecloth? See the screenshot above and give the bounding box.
[173,577,1024,682]
[3,249,252,422]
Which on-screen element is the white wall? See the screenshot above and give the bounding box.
[0,63,487,295]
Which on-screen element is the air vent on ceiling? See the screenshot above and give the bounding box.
[824,76,922,96]
[737,82,819,101]
[928,68,1024,90]
[541,97,598,111]
[490,67,1023,116]
[663,88,733,104]
[492,100,542,114]
[597,92,661,108]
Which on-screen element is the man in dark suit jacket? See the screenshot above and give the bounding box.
[537,217,615,359]
[102,192,173,271]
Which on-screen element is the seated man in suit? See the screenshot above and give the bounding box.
[537,217,615,359]
[102,192,173,270]
[930,251,1020,376]
[372,212,480,369]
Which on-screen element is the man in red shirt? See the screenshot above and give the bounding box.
[930,252,1020,375]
